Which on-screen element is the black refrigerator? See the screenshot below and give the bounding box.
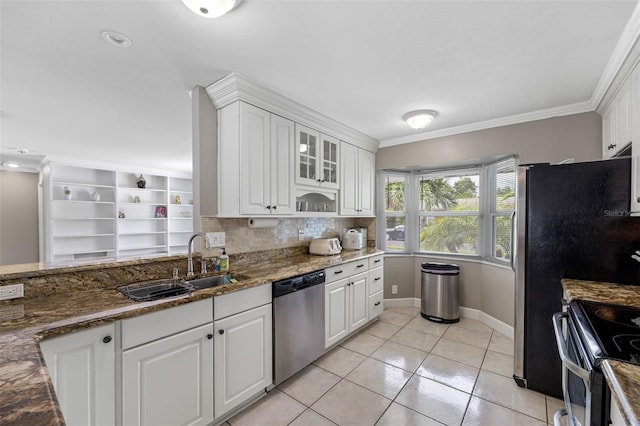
[513,157,640,398]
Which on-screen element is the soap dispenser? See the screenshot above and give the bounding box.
[219,248,229,271]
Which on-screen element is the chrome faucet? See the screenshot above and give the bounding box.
[187,233,211,278]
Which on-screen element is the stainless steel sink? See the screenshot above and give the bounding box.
[118,280,196,302]
[185,274,247,290]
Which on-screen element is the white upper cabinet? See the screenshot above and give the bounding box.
[295,124,339,189]
[204,73,379,218]
[340,142,375,216]
[603,77,633,158]
[632,63,640,215]
[238,102,295,215]
[218,102,295,216]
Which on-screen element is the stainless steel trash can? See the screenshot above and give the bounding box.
[421,262,460,323]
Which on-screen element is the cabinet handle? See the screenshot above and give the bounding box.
[102,336,112,344]
[218,329,225,335]
[272,205,277,210]
[374,301,381,306]
[374,259,381,263]
[207,333,213,340]
[266,205,272,210]
[374,277,381,281]
[334,270,343,274]
[356,264,365,268]
[607,143,617,150]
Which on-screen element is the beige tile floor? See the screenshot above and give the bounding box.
[227,307,564,426]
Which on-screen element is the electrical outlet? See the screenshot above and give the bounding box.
[206,232,226,247]
[391,284,398,295]
[298,229,305,241]
[0,284,24,300]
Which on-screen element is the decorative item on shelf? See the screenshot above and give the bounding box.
[155,205,167,218]
[133,195,141,203]
[63,186,72,200]
[136,174,146,188]
[175,195,181,204]
[90,191,101,202]
[118,209,126,218]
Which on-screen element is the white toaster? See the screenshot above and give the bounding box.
[309,238,342,255]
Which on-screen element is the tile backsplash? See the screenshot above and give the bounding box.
[200,216,376,255]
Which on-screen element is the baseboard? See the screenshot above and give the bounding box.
[384,297,514,339]
[383,297,420,309]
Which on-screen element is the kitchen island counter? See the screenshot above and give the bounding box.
[0,247,382,425]
[562,279,640,426]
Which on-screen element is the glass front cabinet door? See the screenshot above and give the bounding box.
[295,124,339,189]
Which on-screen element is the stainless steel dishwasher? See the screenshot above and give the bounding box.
[273,270,325,385]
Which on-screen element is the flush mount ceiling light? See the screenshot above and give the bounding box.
[101,31,133,48]
[180,0,238,18]
[402,110,438,129]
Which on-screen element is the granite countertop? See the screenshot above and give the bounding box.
[561,278,640,426]
[0,248,382,425]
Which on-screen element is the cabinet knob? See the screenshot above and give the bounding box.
[207,333,214,340]
[607,143,617,150]
[102,336,112,344]
[266,205,272,210]
[374,301,381,306]
[272,205,277,210]
[218,329,225,335]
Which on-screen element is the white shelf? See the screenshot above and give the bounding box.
[118,245,168,251]
[53,233,116,238]
[120,231,166,236]
[52,200,115,205]
[53,181,115,189]
[45,163,192,264]
[54,249,116,256]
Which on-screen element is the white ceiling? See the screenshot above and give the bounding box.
[1,0,638,174]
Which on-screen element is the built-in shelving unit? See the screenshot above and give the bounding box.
[42,163,192,264]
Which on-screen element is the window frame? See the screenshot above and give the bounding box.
[378,157,517,265]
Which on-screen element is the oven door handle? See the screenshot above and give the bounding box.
[552,312,590,382]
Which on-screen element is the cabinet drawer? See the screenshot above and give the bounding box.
[214,283,271,320]
[369,291,383,319]
[369,255,384,269]
[122,299,213,350]
[325,260,368,283]
[369,267,384,295]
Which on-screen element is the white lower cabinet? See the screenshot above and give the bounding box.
[214,304,272,418]
[213,284,273,421]
[120,299,214,426]
[122,323,214,426]
[40,324,116,426]
[325,272,369,348]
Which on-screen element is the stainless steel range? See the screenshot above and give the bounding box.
[553,300,640,426]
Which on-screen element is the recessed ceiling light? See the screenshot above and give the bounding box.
[101,31,133,48]
[403,110,438,129]
[1,162,21,168]
[180,0,239,18]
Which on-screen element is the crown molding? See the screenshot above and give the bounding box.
[592,1,640,113]
[206,73,380,152]
[379,101,593,148]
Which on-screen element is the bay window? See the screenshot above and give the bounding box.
[379,157,516,263]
